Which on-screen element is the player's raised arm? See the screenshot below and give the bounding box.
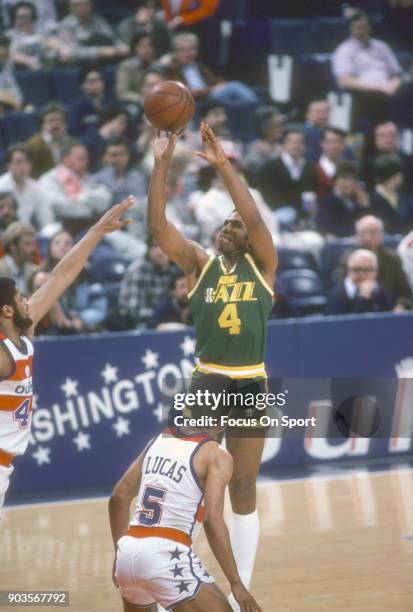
[195,122,277,286]
[148,131,208,276]
[27,196,134,329]
[203,447,262,612]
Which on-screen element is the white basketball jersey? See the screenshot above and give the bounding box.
[0,334,34,456]
[130,429,213,541]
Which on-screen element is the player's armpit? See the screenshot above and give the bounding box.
[151,220,209,274]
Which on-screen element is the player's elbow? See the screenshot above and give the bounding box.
[204,511,225,529]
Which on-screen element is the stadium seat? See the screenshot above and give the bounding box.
[226,101,258,143]
[296,54,337,100]
[314,17,348,53]
[320,238,356,287]
[275,269,327,315]
[216,0,248,20]
[86,255,130,284]
[3,111,38,145]
[277,248,318,273]
[15,70,52,108]
[50,68,81,104]
[269,19,314,55]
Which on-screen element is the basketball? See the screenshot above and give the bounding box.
[144,80,195,131]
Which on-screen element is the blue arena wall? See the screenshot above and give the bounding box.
[8,313,413,499]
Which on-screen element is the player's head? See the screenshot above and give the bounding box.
[0,277,33,330]
[218,210,250,256]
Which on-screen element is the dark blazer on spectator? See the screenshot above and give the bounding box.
[369,188,413,234]
[326,282,394,315]
[317,192,367,237]
[260,157,317,213]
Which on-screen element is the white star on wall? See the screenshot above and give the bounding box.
[141,349,159,370]
[112,416,131,437]
[180,336,196,356]
[101,363,119,384]
[32,394,38,409]
[61,377,79,398]
[32,446,51,466]
[73,431,91,451]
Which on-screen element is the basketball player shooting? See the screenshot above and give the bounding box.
[148,123,277,609]
[0,196,134,516]
[109,418,262,612]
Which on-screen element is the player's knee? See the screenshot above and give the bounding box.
[229,477,256,513]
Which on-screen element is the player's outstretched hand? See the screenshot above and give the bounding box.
[94,196,134,234]
[153,130,181,164]
[194,122,228,167]
[232,582,263,612]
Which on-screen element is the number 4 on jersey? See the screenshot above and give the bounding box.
[218,303,241,335]
[13,398,31,428]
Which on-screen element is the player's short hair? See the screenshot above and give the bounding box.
[0,277,17,308]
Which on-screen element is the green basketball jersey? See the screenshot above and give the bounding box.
[188,254,273,369]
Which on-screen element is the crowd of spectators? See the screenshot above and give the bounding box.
[0,1,412,334]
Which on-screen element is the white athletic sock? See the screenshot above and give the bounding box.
[229,509,260,589]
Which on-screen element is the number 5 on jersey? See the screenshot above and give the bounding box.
[218,303,241,335]
[13,398,31,428]
[137,485,166,526]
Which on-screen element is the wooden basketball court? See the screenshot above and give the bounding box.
[1,466,413,611]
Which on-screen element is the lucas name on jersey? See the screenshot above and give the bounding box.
[144,454,188,484]
[205,275,257,304]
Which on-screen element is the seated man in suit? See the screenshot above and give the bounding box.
[260,127,317,216]
[326,248,393,315]
[317,161,370,237]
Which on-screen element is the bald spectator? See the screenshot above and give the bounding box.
[0,221,38,294]
[326,249,393,315]
[0,144,52,229]
[354,215,412,310]
[303,98,330,162]
[331,11,403,126]
[38,141,111,234]
[25,102,71,178]
[58,0,128,64]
